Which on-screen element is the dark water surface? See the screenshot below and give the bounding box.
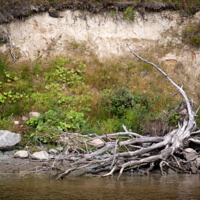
[0,173,200,200]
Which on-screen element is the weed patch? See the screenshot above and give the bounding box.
[182,24,200,47]
[0,51,181,146]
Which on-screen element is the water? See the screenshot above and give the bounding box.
[0,173,200,200]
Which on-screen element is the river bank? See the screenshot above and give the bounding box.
[1,147,200,178]
[0,151,47,174]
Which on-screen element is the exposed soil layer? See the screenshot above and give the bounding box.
[0,0,200,24]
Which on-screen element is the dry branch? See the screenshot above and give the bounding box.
[25,48,199,180]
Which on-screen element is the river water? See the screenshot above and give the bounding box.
[0,173,200,200]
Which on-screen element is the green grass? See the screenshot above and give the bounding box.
[182,24,200,47]
[0,45,186,146]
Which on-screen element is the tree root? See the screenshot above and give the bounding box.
[22,49,200,180]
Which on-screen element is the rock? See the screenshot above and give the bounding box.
[29,112,40,118]
[49,7,62,18]
[57,137,69,143]
[49,154,55,159]
[68,169,86,177]
[95,154,109,160]
[14,121,20,125]
[49,149,58,154]
[31,151,49,160]
[68,157,79,161]
[22,116,28,121]
[168,168,177,174]
[140,71,149,77]
[191,162,198,174]
[179,109,187,116]
[183,148,198,161]
[88,138,104,148]
[14,150,29,158]
[184,148,195,153]
[3,150,16,156]
[142,143,151,148]
[56,147,63,151]
[0,130,21,150]
[195,157,200,169]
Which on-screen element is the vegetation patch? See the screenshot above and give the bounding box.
[0,45,187,148]
[182,24,200,47]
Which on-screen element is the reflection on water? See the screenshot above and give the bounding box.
[0,173,200,200]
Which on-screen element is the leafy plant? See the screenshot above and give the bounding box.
[26,108,86,143]
[99,88,156,133]
[101,88,134,117]
[51,58,86,86]
[26,108,86,132]
[166,111,180,126]
[0,91,27,104]
[123,6,135,22]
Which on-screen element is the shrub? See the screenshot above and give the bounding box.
[26,108,86,132]
[99,88,155,133]
[123,6,135,22]
[0,115,13,130]
[165,111,180,126]
[26,108,86,143]
[101,88,134,117]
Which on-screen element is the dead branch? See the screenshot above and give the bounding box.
[23,49,199,180]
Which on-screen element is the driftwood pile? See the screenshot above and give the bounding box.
[25,48,200,179]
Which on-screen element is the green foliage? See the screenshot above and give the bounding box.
[50,58,86,86]
[99,88,154,133]
[101,88,134,117]
[0,61,29,117]
[0,91,27,104]
[30,92,56,111]
[182,24,200,47]
[3,70,19,83]
[123,6,135,21]
[0,53,182,145]
[0,55,6,81]
[110,10,116,17]
[195,109,200,129]
[0,57,90,119]
[26,108,86,143]
[0,115,13,130]
[166,111,180,126]
[0,39,5,46]
[26,108,86,132]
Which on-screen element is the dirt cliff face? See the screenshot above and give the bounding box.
[0,1,200,104]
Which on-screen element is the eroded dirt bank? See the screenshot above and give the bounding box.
[1,0,200,24]
[0,2,200,103]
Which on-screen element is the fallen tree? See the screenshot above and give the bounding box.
[21,47,200,179]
